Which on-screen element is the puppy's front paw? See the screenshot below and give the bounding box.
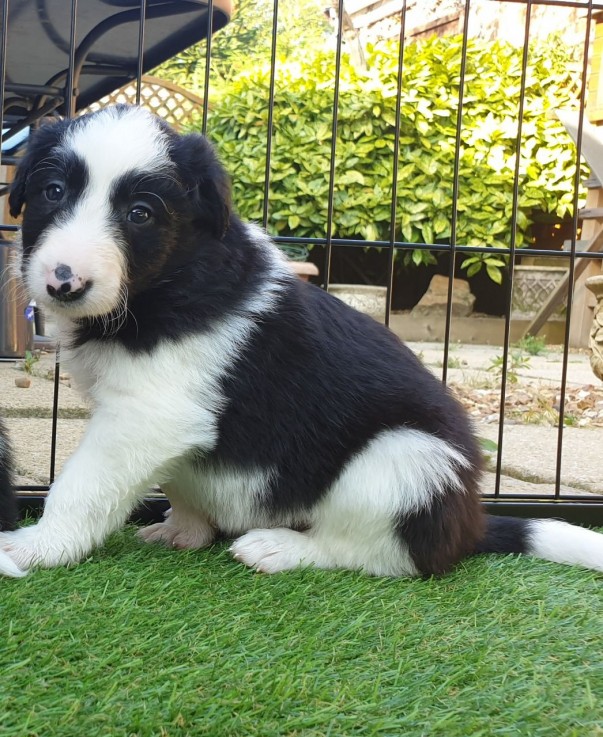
[0,548,28,578]
[0,526,42,576]
[0,524,78,576]
[230,528,315,573]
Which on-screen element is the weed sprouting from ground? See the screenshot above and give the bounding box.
[514,335,548,356]
[487,352,532,384]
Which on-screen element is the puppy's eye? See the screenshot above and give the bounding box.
[127,206,152,225]
[44,183,64,202]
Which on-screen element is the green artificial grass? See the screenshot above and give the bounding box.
[1,526,602,737]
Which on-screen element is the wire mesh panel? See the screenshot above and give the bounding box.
[1,0,602,524]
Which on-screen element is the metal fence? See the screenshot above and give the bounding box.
[1,0,603,525]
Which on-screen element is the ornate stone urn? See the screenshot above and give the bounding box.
[585,275,603,381]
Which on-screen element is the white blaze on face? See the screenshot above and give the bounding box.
[25,107,173,319]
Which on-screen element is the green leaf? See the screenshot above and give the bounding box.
[486,264,503,284]
[412,249,423,266]
[421,221,434,244]
[479,437,499,453]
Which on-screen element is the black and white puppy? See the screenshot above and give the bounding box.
[1,104,602,578]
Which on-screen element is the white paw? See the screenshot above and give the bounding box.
[137,514,215,550]
[230,528,315,573]
[0,548,28,578]
[0,525,73,576]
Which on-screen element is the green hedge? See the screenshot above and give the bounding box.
[190,34,584,280]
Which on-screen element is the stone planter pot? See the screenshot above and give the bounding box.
[328,284,388,322]
[511,265,568,319]
[585,275,603,381]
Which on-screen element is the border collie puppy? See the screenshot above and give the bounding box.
[1,104,602,578]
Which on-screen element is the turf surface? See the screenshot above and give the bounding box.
[1,526,602,737]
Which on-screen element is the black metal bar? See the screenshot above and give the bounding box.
[16,495,603,528]
[4,224,601,260]
[384,0,408,327]
[135,0,147,106]
[49,0,77,485]
[272,235,603,260]
[322,0,345,290]
[14,484,603,507]
[261,0,279,231]
[0,0,9,161]
[441,0,471,385]
[494,1,533,496]
[483,502,603,526]
[554,4,594,498]
[64,0,78,119]
[201,0,214,136]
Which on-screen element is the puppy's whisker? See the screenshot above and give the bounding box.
[1,263,28,305]
[134,171,180,189]
[126,307,139,339]
[134,190,174,216]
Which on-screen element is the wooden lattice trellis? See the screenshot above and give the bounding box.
[83,76,205,129]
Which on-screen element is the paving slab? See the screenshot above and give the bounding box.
[4,417,87,485]
[479,470,593,498]
[408,341,597,388]
[477,422,603,495]
[0,351,90,417]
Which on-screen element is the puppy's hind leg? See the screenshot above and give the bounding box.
[230,428,479,578]
[230,518,416,577]
[230,527,334,573]
[138,480,217,550]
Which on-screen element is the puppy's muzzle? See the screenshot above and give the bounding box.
[45,263,92,303]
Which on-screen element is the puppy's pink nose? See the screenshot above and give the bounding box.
[46,263,92,303]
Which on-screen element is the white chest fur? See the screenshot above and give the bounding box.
[59,314,256,460]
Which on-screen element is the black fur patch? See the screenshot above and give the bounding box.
[10,121,89,272]
[396,475,485,576]
[473,515,529,555]
[0,419,17,531]
[213,277,483,516]
[69,217,270,352]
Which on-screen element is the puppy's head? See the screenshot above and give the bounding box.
[10,105,231,320]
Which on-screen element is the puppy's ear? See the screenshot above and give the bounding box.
[171,133,232,238]
[8,118,69,218]
[8,149,31,218]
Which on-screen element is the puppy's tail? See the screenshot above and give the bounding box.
[475,515,603,572]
